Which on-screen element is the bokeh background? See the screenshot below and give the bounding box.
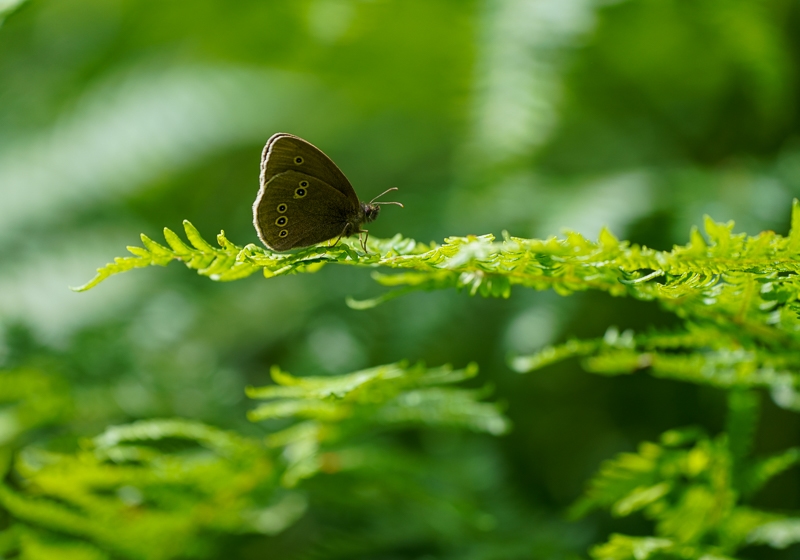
[2,0,799,557]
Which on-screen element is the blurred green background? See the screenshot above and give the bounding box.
[1,0,799,557]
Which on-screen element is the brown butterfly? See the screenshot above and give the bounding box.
[252,133,402,252]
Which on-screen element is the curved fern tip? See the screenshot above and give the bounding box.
[345,295,378,310]
[269,365,288,382]
[69,280,96,292]
[71,269,110,292]
[244,385,255,398]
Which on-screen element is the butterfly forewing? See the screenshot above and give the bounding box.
[254,170,354,251]
[260,133,359,205]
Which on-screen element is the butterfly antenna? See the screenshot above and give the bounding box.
[369,187,404,207]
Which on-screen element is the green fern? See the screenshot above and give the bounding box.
[0,418,280,560]
[71,202,800,559]
[72,220,431,292]
[573,414,800,559]
[247,361,508,486]
[76,203,800,338]
[0,362,508,559]
[512,323,800,412]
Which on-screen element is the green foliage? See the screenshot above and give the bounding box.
[0,418,280,560]
[512,321,800,413]
[6,0,800,558]
[72,221,264,291]
[0,362,509,559]
[491,203,800,559]
[498,199,800,415]
[71,202,800,559]
[248,361,509,487]
[77,202,800,338]
[571,396,800,559]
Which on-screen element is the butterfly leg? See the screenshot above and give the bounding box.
[358,229,370,253]
[328,224,349,248]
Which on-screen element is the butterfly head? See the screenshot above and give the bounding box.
[362,202,381,223]
[362,187,403,224]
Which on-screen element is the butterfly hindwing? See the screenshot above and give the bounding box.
[260,133,360,206]
[254,170,356,251]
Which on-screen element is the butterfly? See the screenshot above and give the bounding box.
[252,133,402,252]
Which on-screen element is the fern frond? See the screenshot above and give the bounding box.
[569,438,670,519]
[247,362,508,486]
[91,417,260,458]
[72,221,263,291]
[514,324,800,412]
[740,447,800,498]
[248,362,505,434]
[0,360,510,556]
[76,202,800,348]
[0,418,286,560]
[575,425,798,558]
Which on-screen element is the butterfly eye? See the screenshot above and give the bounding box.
[294,156,304,165]
[279,229,289,238]
[275,216,288,226]
[294,187,307,198]
[277,203,288,213]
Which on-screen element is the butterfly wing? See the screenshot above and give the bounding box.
[253,170,355,251]
[260,133,360,206]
